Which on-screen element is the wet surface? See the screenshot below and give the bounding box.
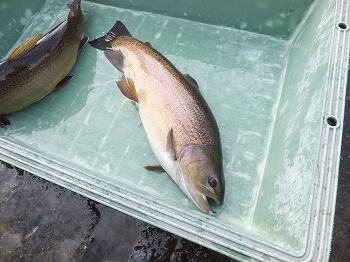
[0,72,349,262]
[0,162,233,262]
[1,76,350,262]
[1,74,350,262]
[329,66,350,262]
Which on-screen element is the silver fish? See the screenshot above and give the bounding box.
[89,21,225,215]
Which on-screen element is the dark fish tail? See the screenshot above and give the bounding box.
[89,21,132,50]
[67,0,82,17]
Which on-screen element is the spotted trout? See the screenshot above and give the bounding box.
[0,0,88,127]
[89,21,225,215]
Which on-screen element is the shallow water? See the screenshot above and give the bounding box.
[0,161,234,262]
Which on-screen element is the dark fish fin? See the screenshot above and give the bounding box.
[52,75,74,92]
[8,34,44,61]
[104,49,125,72]
[108,20,132,38]
[116,78,138,102]
[77,37,89,56]
[89,37,112,51]
[166,128,177,160]
[67,0,81,18]
[88,20,131,51]
[184,74,199,89]
[144,42,152,47]
[0,116,10,128]
[144,165,166,173]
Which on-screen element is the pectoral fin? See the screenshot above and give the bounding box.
[104,49,125,73]
[144,165,165,172]
[116,78,138,102]
[8,34,44,61]
[167,128,177,160]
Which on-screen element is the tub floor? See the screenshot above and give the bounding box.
[0,0,289,231]
[1,104,350,262]
[0,1,348,258]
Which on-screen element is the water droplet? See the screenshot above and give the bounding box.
[20,17,27,25]
[265,20,274,27]
[25,9,32,19]
[0,3,8,10]
[155,32,161,39]
[240,22,248,29]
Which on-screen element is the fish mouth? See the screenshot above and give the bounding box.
[185,184,223,216]
[200,185,224,206]
[180,169,224,216]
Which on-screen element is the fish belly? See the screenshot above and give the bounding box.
[124,58,193,182]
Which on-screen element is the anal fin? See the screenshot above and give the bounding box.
[144,165,166,173]
[8,34,44,61]
[0,116,10,128]
[116,78,138,102]
[77,37,89,57]
[52,75,73,92]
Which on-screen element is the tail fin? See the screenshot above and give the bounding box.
[67,0,81,17]
[89,21,132,50]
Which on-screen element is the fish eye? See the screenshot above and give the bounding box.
[209,177,218,188]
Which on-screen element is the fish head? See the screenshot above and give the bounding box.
[178,145,225,216]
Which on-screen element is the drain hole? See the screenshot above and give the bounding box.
[337,22,349,31]
[326,115,339,128]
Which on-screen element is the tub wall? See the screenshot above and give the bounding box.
[88,0,315,39]
[0,0,46,58]
[250,0,336,255]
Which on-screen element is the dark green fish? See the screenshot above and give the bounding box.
[0,0,88,127]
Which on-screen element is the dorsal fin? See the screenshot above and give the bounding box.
[8,34,44,61]
[89,20,132,51]
[184,74,199,89]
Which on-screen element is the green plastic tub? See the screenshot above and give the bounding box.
[1,0,349,260]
